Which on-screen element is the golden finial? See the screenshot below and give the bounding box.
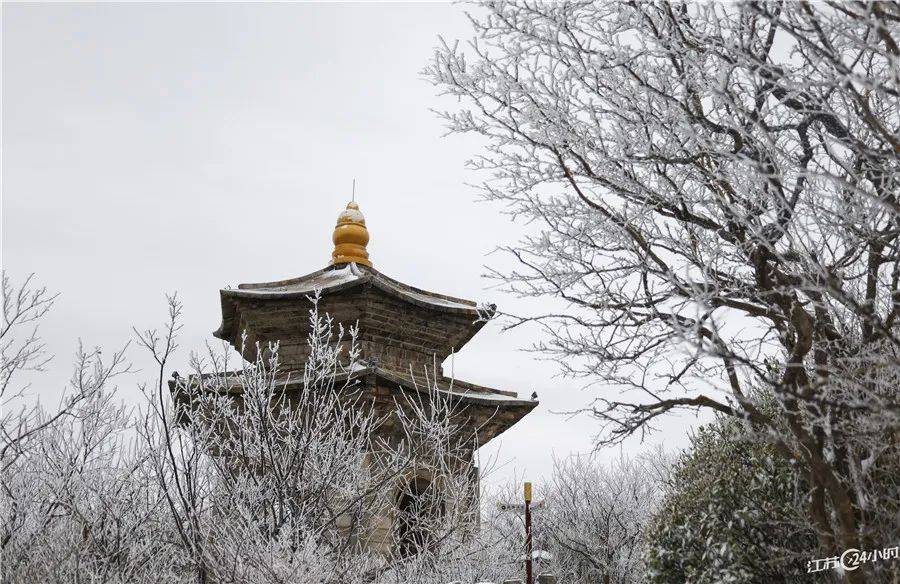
[331,201,372,267]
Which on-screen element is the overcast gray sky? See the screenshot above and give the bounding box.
[3,2,694,488]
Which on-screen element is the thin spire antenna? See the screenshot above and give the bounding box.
[352,178,356,202]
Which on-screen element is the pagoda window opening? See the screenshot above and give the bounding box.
[395,476,443,558]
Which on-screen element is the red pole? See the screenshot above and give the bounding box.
[524,482,533,584]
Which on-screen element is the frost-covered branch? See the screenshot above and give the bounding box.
[428,2,900,580]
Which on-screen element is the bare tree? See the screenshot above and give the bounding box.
[0,274,159,582]
[133,294,493,584]
[481,453,666,584]
[2,281,502,583]
[1,273,150,583]
[428,2,900,580]
[542,452,667,584]
[1,272,126,466]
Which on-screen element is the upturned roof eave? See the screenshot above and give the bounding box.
[213,264,490,342]
[172,365,538,410]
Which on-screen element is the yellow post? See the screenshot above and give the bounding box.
[524,481,533,584]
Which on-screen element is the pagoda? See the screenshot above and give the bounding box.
[206,200,537,553]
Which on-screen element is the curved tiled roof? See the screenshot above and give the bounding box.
[214,263,494,339]
[171,365,538,447]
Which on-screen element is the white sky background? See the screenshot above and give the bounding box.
[3,2,696,489]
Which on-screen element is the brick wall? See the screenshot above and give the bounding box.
[226,285,481,372]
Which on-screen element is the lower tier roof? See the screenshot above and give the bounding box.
[172,365,537,447]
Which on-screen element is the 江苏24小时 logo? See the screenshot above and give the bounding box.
[807,545,899,573]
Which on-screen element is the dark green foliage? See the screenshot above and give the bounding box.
[644,417,819,584]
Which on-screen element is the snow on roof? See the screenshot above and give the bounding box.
[445,388,526,402]
[232,263,363,295]
[178,365,536,409]
[221,263,483,314]
[361,367,535,407]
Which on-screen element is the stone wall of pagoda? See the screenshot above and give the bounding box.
[224,287,481,374]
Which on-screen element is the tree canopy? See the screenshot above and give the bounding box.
[429,3,900,580]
